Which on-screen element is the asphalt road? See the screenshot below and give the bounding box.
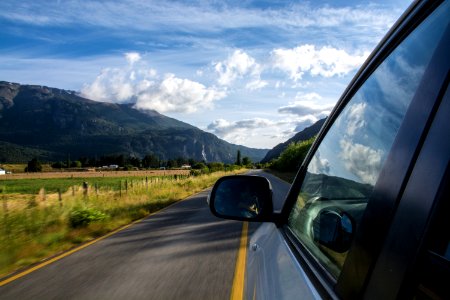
[0,171,290,300]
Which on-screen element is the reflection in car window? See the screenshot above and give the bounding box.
[288,2,450,279]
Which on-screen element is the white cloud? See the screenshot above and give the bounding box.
[208,118,276,136]
[125,52,141,65]
[272,44,369,81]
[245,79,268,91]
[207,117,294,148]
[278,92,335,116]
[339,139,383,185]
[309,150,330,175]
[81,67,136,103]
[278,92,333,132]
[81,52,226,113]
[345,102,366,136]
[214,50,264,89]
[134,74,226,113]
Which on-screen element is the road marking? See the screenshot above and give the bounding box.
[230,222,248,300]
[0,194,198,287]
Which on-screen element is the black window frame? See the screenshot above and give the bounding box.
[275,0,449,298]
[364,77,450,299]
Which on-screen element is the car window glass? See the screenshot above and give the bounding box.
[287,2,450,279]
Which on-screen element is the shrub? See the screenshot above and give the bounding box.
[190,169,204,177]
[69,207,108,228]
[207,162,224,172]
[25,158,42,172]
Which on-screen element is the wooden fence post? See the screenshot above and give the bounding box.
[83,182,88,199]
[1,187,7,215]
[58,188,62,207]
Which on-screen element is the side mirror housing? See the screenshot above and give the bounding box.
[208,175,274,222]
[312,209,355,253]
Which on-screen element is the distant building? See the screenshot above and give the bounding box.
[0,168,5,175]
[181,165,191,170]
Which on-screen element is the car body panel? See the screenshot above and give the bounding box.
[246,223,322,300]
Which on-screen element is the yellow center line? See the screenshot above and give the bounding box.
[230,221,249,300]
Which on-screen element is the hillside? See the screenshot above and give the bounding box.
[0,81,268,163]
[261,118,326,163]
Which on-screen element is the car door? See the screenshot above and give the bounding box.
[246,1,449,299]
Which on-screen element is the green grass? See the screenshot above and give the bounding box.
[0,175,185,194]
[0,170,245,278]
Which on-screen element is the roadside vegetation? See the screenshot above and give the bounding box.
[0,168,246,278]
[267,137,315,183]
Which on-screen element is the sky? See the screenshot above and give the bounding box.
[0,0,413,149]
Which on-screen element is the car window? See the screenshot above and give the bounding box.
[287,1,450,279]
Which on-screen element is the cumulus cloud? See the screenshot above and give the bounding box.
[339,139,383,185]
[81,52,225,113]
[81,67,136,103]
[278,92,335,116]
[207,118,276,136]
[278,92,334,132]
[272,44,369,81]
[309,150,330,175]
[345,102,366,136]
[134,74,226,113]
[125,52,141,65]
[206,117,294,147]
[214,50,265,90]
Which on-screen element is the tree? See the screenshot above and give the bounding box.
[51,161,65,169]
[242,156,252,166]
[128,156,141,168]
[236,150,241,165]
[167,159,178,168]
[25,157,42,172]
[70,160,82,168]
[66,154,71,170]
[142,154,160,168]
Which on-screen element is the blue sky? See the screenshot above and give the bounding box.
[0,0,412,149]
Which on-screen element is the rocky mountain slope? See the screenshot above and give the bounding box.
[0,81,268,163]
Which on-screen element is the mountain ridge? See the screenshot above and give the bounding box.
[0,81,268,163]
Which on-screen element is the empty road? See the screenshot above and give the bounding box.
[0,171,290,300]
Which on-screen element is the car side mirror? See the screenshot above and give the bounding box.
[208,175,273,222]
[312,209,354,253]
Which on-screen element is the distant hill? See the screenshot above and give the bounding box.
[261,118,326,163]
[0,81,268,163]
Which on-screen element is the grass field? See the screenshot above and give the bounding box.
[0,171,189,194]
[0,169,245,278]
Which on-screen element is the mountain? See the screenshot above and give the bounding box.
[0,81,268,163]
[261,118,326,163]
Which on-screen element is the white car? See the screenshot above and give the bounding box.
[209,0,450,298]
